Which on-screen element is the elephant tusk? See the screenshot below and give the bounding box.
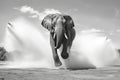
[53,33,56,39]
[64,33,68,39]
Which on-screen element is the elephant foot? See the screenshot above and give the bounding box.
[54,56,62,67]
[55,61,62,67]
[61,52,69,59]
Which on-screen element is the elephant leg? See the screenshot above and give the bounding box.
[61,28,76,59]
[50,33,62,66]
[61,37,69,59]
[68,28,76,48]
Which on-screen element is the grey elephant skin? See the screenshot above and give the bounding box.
[41,14,76,67]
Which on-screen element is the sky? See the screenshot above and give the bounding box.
[0,0,120,48]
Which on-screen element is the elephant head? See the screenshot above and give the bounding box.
[41,14,76,66]
[41,14,66,48]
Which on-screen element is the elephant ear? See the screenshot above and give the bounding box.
[41,14,56,32]
[63,15,75,29]
[62,15,74,40]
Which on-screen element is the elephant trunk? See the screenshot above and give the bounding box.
[53,20,66,49]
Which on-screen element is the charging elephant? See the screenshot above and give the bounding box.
[41,14,76,66]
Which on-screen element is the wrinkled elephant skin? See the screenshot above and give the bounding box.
[41,14,76,66]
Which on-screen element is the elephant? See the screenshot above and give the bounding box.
[41,14,76,66]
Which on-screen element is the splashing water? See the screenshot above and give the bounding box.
[2,17,54,68]
[1,17,120,69]
[63,32,119,69]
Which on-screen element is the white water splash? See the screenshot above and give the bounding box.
[63,33,119,69]
[2,17,54,68]
[1,17,120,69]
